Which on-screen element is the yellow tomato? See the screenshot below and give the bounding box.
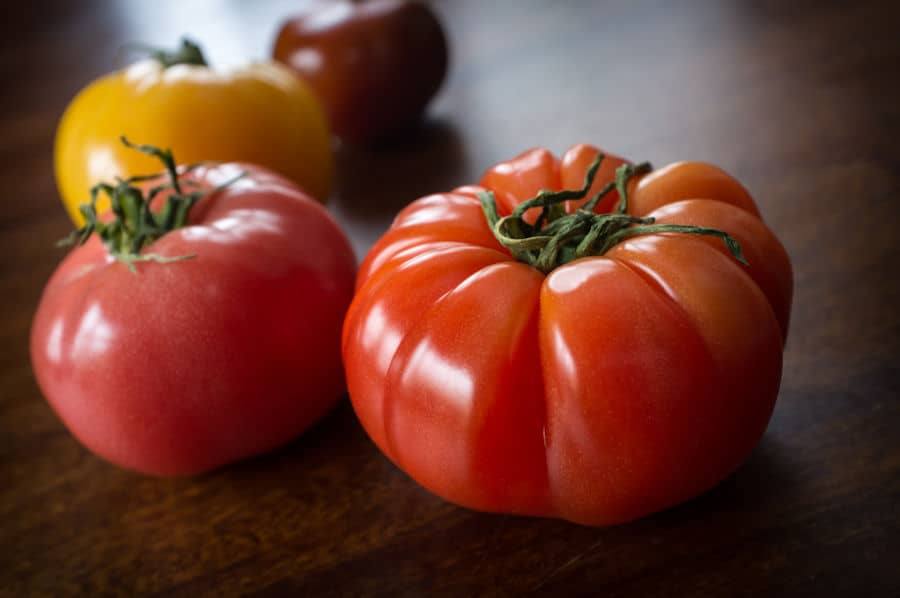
[55,40,333,225]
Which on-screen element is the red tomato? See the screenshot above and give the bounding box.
[31,147,356,476]
[343,143,792,525]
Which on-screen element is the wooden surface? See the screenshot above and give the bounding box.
[2,0,900,595]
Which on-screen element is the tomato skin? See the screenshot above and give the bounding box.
[646,199,793,338]
[480,148,560,217]
[31,164,356,476]
[631,161,760,217]
[273,0,448,143]
[344,144,793,525]
[55,58,333,226]
[559,143,630,213]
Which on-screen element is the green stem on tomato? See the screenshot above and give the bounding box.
[58,136,243,273]
[125,37,209,68]
[478,153,747,274]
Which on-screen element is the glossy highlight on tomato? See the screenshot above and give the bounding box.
[342,143,793,525]
[32,148,356,476]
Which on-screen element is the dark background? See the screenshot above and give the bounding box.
[2,1,899,595]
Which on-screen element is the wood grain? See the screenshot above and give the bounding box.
[2,0,899,595]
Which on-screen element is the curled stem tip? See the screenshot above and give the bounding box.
[60,138,244,272]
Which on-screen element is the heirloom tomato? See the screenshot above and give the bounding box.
[273,0,448,143]
[343,144,792,525]
[32,140,356,476]
[55,39,333,226]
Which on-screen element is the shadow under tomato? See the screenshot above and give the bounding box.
[334,117,469,210]
[329,117,469,259]
[257,437,799,596]
[219,397,371,478]
[640,434,799,527]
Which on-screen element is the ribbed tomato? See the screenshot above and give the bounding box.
[343,143,792,525]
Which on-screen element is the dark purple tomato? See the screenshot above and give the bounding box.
[273,0,449,144]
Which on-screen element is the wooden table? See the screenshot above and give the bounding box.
[3,1,899,595]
